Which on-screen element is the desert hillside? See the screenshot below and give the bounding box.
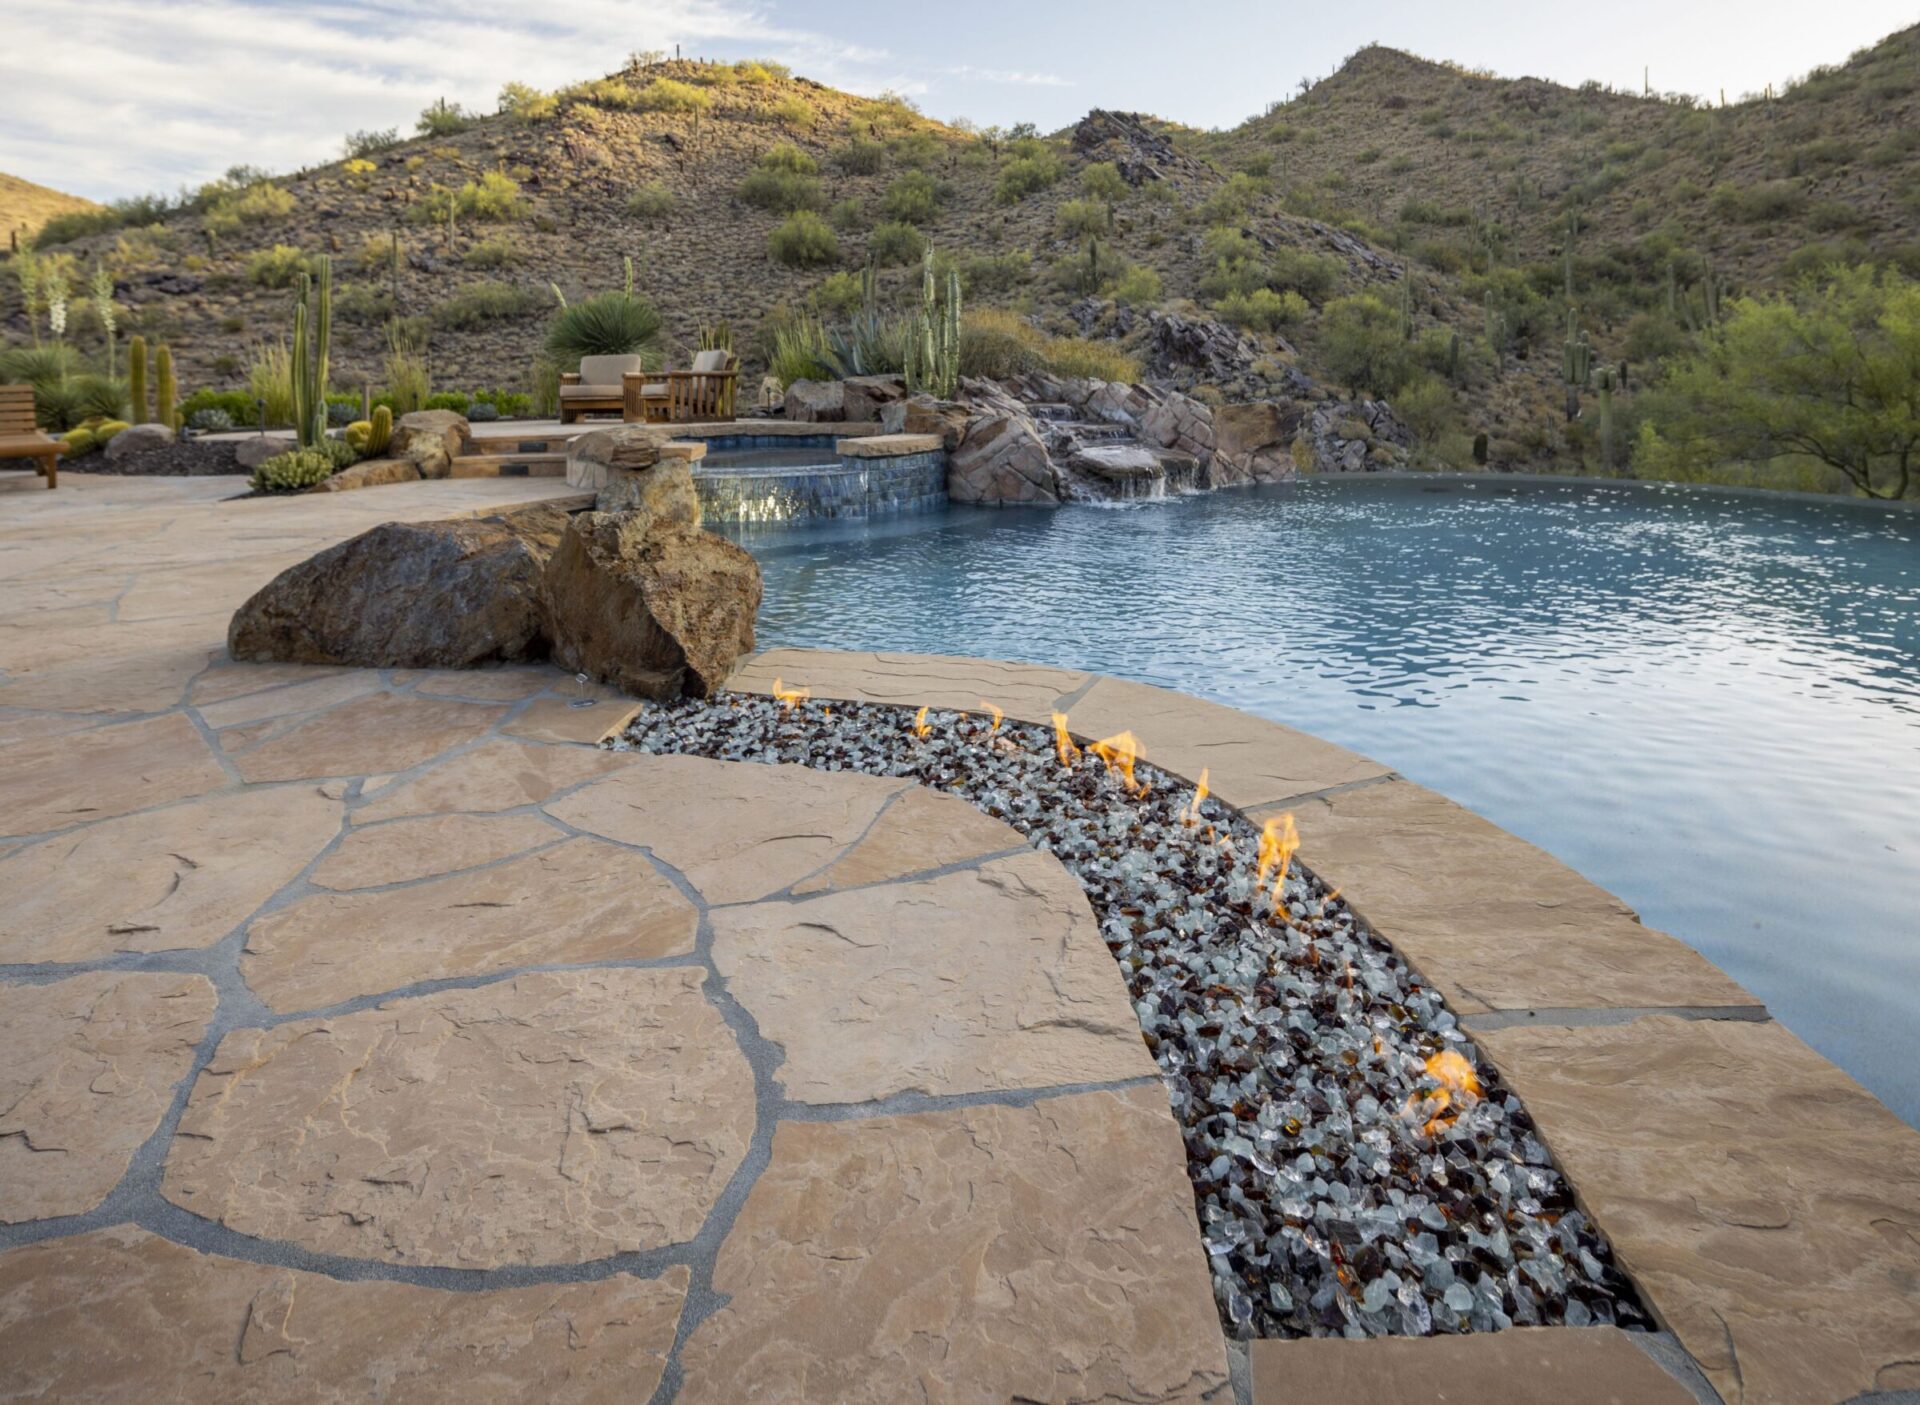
[0,172,100,248]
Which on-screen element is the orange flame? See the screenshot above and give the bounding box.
[980,700,1004,732]
[1404,1050,1483,1137]
[1052,712,1080,767]
[771,677,810,711]
[1180,769,1211,826]
[912,705,931,738]
[1256,812,1300,901]
[1089,730,1145,794]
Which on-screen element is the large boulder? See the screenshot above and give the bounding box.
[566,425,700,519]
[307,457,421,492]
[1140,391,1216,472]
[227,506,569,667]
[542,511,760,700]
[782,379,846,423]
[1211,401,1298,486]
[948,414,1060,505]
[103,423,175,462]
[235,436,290,472]
[879,395,970,451]
[841,374,907,424]
[390,410,469,479]
[1070,444,1162,485]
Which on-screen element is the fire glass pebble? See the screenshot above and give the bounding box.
[616,694,1651,1341]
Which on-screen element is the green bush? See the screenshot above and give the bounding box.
[1212,287,1306,331]
[343,128,401,159]
[177,388,258,427]
[498,82,558,121]
[995,153,1063,204]
[1110,263,1163,304]
[1081,162,1128,206]
[626,184,675,220]
[958,309,1042,379]
[432,280,547,329]
[425,391,472,412]
[1268,247,1339,300]
[636,79,711,113]
[1040,335,1140,382]
[829,198,865,232]
[1056,198,1108,237]
[203,183,296,235]
[758,142,817,175]
[768,96,814,129]
[461,171,529,221]
[415,98,474,136]
[247,245,312,288]
[835,137,886,174]
[562,77,641,110]
[335,283,396,323]
[250,447,335,493]
[545,290,665,366]
[462,233,521,268]
[769,211,839,268]
[1318,294,1412,396]
[1198,173,1267,225]
[1709,181,1806,223]
[740,167,823,213]
[867,221,928,267]
[880,171,945,224]
[811,271,867,314]
[957,251,1030,296]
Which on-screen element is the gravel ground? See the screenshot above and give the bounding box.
[80,439,247,476]
[617,694,1653,1341]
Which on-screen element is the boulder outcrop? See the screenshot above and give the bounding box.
[390,410,469,479]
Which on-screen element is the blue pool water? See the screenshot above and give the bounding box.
[729,476,1920,1127]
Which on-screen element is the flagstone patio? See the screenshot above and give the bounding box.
[1,473,1915,1404]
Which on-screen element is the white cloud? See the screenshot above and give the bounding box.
[944,64,1071,88]
[0,0,911,199]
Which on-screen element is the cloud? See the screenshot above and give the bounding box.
[0,0,912,199]
[943,64,1072,88]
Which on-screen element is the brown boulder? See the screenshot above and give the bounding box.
[307,457,421,492]
[782,379,845,423]
[948,415,1060,505]
[566,426,699,520]
[542,511,760,700]
[390,410,469,479]
[880,395,970,451]
[1211,401,1298,486]
[228,506,570,668]
[841,374,907,423]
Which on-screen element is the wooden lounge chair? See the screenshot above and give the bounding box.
[0,385,59,489]
[625,349,738,425]
[559,354,647,424]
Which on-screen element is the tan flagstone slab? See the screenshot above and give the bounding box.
[0,713,227,836]
[0,785,342,964]
[501,693,644,745]
[1248,1328,1698,1404]
[790,784,1026,895]
[729,646,1090,720]
[194,669,384,730]
[404,666,562,702]
[1266,780,1759,1015]
[353,737,636,823]
[548,754,908,905]
[0,973,217,1222]
[1473,1015,1920,1405]
[0,643,212,713]
[310,812,563,890]
[1064,676,1391,810]
[163,969,752,1267]
[711,850,1155,1103]
[676,1085,1228,1403]
[242,836,696,1012]
[231,691,508,782]
[190,660,358,705]
[0,1225,687,1402]
[0,711,129,747]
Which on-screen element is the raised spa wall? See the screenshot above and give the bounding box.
[692,431,947,525]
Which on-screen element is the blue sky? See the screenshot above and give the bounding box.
[5,0,1913,200]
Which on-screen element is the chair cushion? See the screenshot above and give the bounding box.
[577,354,646,388]
[559,386,619,401]
[690,348,730,373]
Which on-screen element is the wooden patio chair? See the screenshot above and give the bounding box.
[559,354,647,424]
[0,385,59,489]
[628,349,737,425]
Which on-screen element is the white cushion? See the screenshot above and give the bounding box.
[690,348,729,373]
[577,354,646,388]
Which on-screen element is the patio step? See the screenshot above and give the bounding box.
[462,436,568,456]
[448,452,568,479]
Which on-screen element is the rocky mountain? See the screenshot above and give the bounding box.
[0,172,99,248]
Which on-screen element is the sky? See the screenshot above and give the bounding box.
[3,0,1913,201]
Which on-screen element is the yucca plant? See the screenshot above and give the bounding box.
[544,289,664,368]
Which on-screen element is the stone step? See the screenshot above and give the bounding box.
[448,453,568,479]
[463,436,567,456]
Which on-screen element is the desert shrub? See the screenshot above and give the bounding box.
[1198,173,1266,225]
[186,407,235,432]
[383,322,432,412]
[867,221,928,267]
[203,182,295,234]
[1268,246,1339,301]
[768,96,814,128]
[334,283,395,324]
[545,290,665,366]
[353,233,396,272]
[250,448,334,493]
[958,309,1042,378]
[880,171,945,224]
[1807,200,1872,232]
[1781,238,1872,283]
[474,388,532,417]
[769,211,839,268]
[886,130,943,168]
[562,78,641,109]
[432,280,546,329]
[415,98,474,137]
[325,395,358,427]
[1392,372,1456,448]
[995,153,1063,204]
[246,342,296,427]
[497,82,558,121]
[1040,335,1140,382]
[343,127,401,159]
[811,271,867,314]
[626,184,675,220]
[957,250,1030,296]
[1413,237,1474,274]
[1056,198,1108,237]
[1317,293,1412,396]
[462,233,521,268]
[835,137,886,174]
[425,390,472,412]
[758,142,818,175]
[1709,181,1805,223]
[1081,162,1128,207]
[177,388,257,428]
[1111,264,1163,304]
[829,198,865,232]
[637,79,712,114]
[1623,311,1688,365]
[740,167,823,213]
[762,311,837,386]
[246,245,311,288]
[1213,286,1307,331]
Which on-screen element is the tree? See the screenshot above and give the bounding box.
[1647,265,1920,499]
[1317,294,1410,398]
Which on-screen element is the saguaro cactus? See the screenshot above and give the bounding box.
[1596,364,1616,469]
[290,257,333,450]
[154,345,177,432]
[1561,309,1591,422]
[128,335,149,425]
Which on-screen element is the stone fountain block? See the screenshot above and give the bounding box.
[565,425,706,509]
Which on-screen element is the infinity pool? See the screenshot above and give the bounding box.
[730,476,1920,1127]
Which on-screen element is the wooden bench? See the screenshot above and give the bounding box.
[0,385,59,489]
[623,350,738,425]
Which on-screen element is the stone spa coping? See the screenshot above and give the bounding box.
[0,476,1914,1404]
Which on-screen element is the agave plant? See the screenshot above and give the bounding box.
[544,291,664,369]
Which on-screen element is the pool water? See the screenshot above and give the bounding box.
[731,476,1920,1127]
